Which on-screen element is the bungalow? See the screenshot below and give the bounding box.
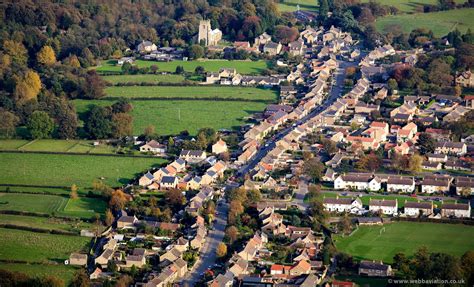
[421,176,451,193]
[435,142,467,156]
[456,177,474,195]
[386,176,415,193]
[69,253,88,266]
[441,203,471,218]
[369,199,398,215]
[140,140,166,154]
[323,197,363,213]
[334,173,381,191]
[212,139,228,155]
[404,201,433,217]
[359,260,393,277]
[160,176,178,189]
[179,150,207,163]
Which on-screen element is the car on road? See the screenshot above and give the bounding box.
[410,194,417,198]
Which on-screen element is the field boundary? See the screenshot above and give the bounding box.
[0,150,166,159]
[0,224,78,236]
[101,96,274,103]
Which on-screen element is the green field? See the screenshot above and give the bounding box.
[0,263,78,285]
[0,152,165,188]
[376,8,474,37]
[95,59,269,75]
[104,86,278,101]
[0,139,121,155]
[335,222,474,263]
[0,186,71,195]
[74,99,267,135]
[278,0,318,12]
[102,73,186,84]
[0,193,106,218]
[0,214,92,233]
[361,0,465,13]
[0,228,89,263]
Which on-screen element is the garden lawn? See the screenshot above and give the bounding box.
[334,222,474,263]
[278,0,318,12]
[0,263,78,285]
[361,0,465,13]
[104,86,278,102]
[102,73,186,84]
[0,152,165,188]
[376,8,474,37]
[0,228,89,263]
[0,214,92,233]
[95,59,269,75]
[74,99,268,135]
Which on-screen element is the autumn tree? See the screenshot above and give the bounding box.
[356,153,382,172]
[165,189,186,210]
[112,112,133,138]
[408,154,423,173]
[303,158,325,182]
[70,269,90,287]
[228,200,244,225]
[105,209,114,226]
[80,71,105,99]
[274,25,299,44]
[0,110,19,138]
[70,184,78,199]
[27,111,54,139]
[216,242,227,258]
[225,226,239,244]
[3,40,28,65]
[37,45,56,66]
[144,125,156,139]
[461,250,474,286]
[15,70,42,104]
[109,189,128,211]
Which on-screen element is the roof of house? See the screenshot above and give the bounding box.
[323,197,358,205]
[404,201,432,209]
[369,199,397,207]
[387,176,414,185]
[359,260,390,271]
[442,203,470,210]
[161,176,176,184]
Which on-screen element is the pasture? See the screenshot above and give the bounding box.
[376,8,474,37]
[0,214,92,233]
[0,263,78,285]
[278,0,318,12]
[95,59,269,75]
[0,152,165,188]
[334,222,474,263]
[104,86,278,102]
[361,0,465,13]
[0,139,120,154]
[74,99,268,136]
[0,193,106,218]
[102,73,186,84]
[0,228,89,263]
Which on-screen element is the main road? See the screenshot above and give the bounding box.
[182,199,229,286]
[237,59,357,177]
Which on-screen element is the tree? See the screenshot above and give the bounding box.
[247,189,261,205]
[65,54,81,68]
[165,189,186,209]
[3,40,28,65]
[81,71,105,99]
[408,154,423,173]
[27,111,54,139]
[321,138,337,155]
[319,0,329,19]
[340,214,352,235]
[461,250,474,286]
[417,133,435,154]
[216,242,227,258]
[188,45,204,59]
[144,125,155,139]
[274,25,299,44]
[37,45,56,65]
[105,209,114,226]
[85,106,112,139]
[112,112,133,138]
[115,275,133,287]
[0,110,19,138]
[109,189,128,211]
[228,200,244,224]
[459,187,472,197]
[356,153,382,172]
[175,65,184,74]
[225,226,239,243]
[15,70,42,104]
[70,269,90,287]
[303,158,325,182]
[70,184,78,199]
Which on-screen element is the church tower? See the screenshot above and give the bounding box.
[198,20,211,46]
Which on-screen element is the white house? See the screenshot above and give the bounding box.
[334,174,381,191]
[179,150,207,163]
[137,40,157,53]
[441,203,471,218]
[386,176,415,193]
[369,199,398,215]
[421,177,451,193]
[323,197,363,213]
[212,139,228,155]
[140,140,167,154]
[456,177,474,195]
[404,201,433,217]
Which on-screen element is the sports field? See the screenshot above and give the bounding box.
[74,99,267,136]
[0,152,165,188]
[102,73,186,84]
[361,0,465,13]
[278,0,318,12]
[334,222,474,263]
[376,8,474,37]
[0,193,106,218]
[95,59,269,75]
[104,85,278,102]
[0,228,89,263]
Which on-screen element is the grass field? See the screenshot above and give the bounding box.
[0,193,106,218]
[0,263,78,285]
[0,214,92,232]
[74,99,267,135]
[0,152,165,188]
[278,0,318,12]
[0,228,89,263]
[376,8,474,37]
[102,73,186,84]
[104,86,278,101]
[334,222,474,263]
[0,139,121,155]
[361,0,465,13]
[95,59,269,75]
[0,186,71,195]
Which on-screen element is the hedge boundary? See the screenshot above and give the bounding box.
[0,224,78,236]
